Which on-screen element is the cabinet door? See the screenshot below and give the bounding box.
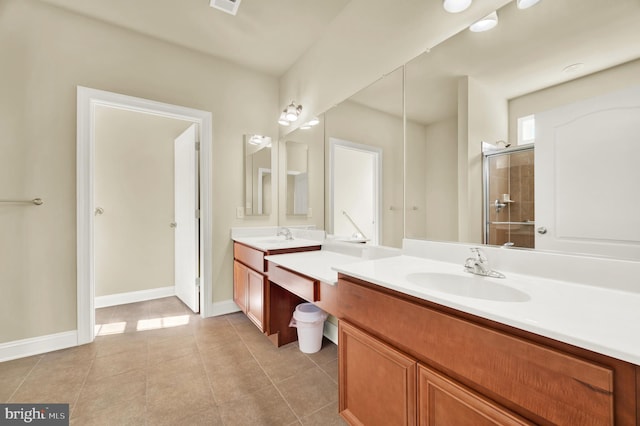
[233,260,247,313]
[246,268,265,331]
[339,321,416,426]
[418,365,532,426]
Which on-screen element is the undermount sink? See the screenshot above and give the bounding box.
[405,272,530,302]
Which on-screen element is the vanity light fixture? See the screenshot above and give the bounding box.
[248,135,271,146]
[278,111,290,126]
[443,0,472,13]
[307,117,320,126]
[469,11,498,32]
[516,0,541,9]
[278,102,303,126]
[284,102,303,122]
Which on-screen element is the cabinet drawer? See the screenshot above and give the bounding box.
[269,263,319,302]
[234,242,265,272]
[338,277,614,426]
[418,365,532,426]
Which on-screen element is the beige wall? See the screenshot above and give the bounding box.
[458,77,508,244]
[0,0,278,343]
[425,117,459,241]
[94,106,191,297]
[325,101,403,248]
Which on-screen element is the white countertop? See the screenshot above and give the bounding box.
[265,250,362,285]
[233,235,322,251]
[333,255,640,365]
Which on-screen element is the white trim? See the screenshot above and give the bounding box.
[0,331,78,363]
[329,137,382,245]
[95,286,176,309]
[323,320,338,345]
[77,86,214,346]
[210,299,242,316]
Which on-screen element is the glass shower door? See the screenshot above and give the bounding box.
[483,147,535,248]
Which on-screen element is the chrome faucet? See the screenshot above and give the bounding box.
[464,248,505,278]
[277,227,293,240]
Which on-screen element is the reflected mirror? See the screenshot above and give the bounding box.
[403,0,640,259]
[285,141,309,215]
[325,67,404,248]
[243,134,272,216]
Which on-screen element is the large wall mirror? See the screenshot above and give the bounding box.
[244,134,273,216]
[278,115,325,228]
[405,0,640,260]
[325,67,404,248]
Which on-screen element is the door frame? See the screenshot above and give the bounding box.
[76,86,213,345]
[329,137,382,245]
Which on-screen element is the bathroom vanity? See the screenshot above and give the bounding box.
[232,232,640,425]
[335,274,635,425]
[232,236,321,346]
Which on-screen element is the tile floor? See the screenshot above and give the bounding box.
[0,297,346,425]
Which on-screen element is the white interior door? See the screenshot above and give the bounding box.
[535,86,640,260]
[330,138,381,244]
[174,124,199,312]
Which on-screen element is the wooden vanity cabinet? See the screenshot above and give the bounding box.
[232,241,320,342]
[337,274,637,426]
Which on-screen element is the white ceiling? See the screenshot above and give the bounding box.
[37,0,352,76]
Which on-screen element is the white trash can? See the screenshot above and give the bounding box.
[291,303,327,353]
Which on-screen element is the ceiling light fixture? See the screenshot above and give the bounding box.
[307,117,320,126]
[516,0,541,9]
[248,135,271,146]
[443,0,472,13]
[469,11,498,32]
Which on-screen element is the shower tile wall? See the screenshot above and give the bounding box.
[487,149,535,248]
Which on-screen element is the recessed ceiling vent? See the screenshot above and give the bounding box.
[209,0,241,16]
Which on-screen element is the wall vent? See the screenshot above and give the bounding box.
[209,0,242,16]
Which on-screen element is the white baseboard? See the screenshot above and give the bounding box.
[0,331,78,362]
[209,299,241,317]
[323,321,338,345]
[95,286,175,308]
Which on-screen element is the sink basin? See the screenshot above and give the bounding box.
[255,237,291,244]
[405,272,530,302]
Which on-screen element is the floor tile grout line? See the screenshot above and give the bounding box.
[194,315,235,426]
[6,354,44,403]
[229,319,304,424]
[68,355,96,418]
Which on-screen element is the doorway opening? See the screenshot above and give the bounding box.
[77,87,213,345]
[329,137,382,245]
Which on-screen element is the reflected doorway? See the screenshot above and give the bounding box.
[329,138,382,245]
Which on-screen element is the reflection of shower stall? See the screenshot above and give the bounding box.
[483,146,535,248]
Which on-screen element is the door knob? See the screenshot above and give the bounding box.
[170,222,177,228]
[95,207,104,216]
[537,227,547,235]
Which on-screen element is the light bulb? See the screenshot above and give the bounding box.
[469,11,498,32]
[517,0,541,9]
[307,117,320,126]
[285,103,299,122]
[443,0,472,13]
[278,111,290,126]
